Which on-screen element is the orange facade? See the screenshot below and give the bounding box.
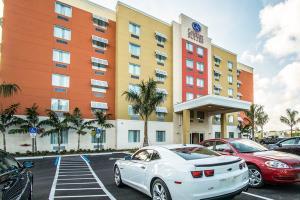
[0,0,115,119]
[238,70,253,102]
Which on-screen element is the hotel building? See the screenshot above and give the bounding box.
[0,0,253,152]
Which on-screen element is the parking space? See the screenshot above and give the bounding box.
[20,153,300,200]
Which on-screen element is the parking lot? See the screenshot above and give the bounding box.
[21,153,300,200]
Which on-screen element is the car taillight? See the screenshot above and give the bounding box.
[191,171,203,178]
[204,170,214,177]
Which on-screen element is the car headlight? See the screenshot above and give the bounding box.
[265,160,290,169]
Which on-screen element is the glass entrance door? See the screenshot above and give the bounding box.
[190,133,205,144]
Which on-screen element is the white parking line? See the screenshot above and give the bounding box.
[80,155,116,200]
[242,192,275,200]
[58,178,95,181]
[54,194,108,198]
[56,188,102,191]
[49,157,61,200]
[56,182,98,185]
[59,174,93,177]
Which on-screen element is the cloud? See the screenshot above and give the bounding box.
[258,0,300,59]
[255,62,300,131]
[240,51,264,65]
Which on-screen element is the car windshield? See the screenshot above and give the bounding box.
[230,139,268,153]
[171,146,220,160]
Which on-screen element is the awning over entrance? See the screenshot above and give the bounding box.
[174,95,251,113]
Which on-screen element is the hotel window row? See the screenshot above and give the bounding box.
[186,59,204,73]
[186,42,204,57]
[128,130,166,143]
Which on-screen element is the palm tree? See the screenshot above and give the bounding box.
[39,110,71,153]
[10,103,43,153]
[0,82,21,97]
[237,121,251,138]
[122,78,166,146]
[244,104,267,140]
[280,109,300,137]
[0,104,23,151]
[90,110,113,149]
[68,107,96,150]
[257,113,269,138]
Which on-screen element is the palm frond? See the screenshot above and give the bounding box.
[0,82,21,97]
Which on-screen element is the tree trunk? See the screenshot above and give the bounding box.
[58,130,61,153]
[35,137,37,152]
[77,133,80,150]
[32,137,35,153]
[2,132,6,152]
[291,126,293,137]
[252,124,255,140]
[143,118,149,147]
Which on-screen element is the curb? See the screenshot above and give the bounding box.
[15,151,130,160]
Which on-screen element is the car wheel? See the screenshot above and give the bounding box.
[151,179,172,200]
[114,166,123,187]
[248,165,264,188]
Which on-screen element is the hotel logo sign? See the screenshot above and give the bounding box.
[188,22,204,44]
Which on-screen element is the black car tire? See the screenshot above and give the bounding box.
[248,165,264,188]
[151,179,172,200]
[114,166,124,187]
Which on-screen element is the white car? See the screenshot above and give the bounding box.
[114,144,249,200]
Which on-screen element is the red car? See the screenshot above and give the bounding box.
[201,138,300,188]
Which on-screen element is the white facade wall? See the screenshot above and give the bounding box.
[115,119,173,149]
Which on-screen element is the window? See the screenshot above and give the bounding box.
[228,115,234,123]
[93,14,108,29]
[51,98,69,112]
[129,84,140,94]
[50,130,68,144]
[156,131,166,142]
[53,49,70,64]
[52,74,69,88]
[229,132,235,138]
[281,138,297,145]
[92,57,108,71]
[92,35,108,50]
[237,82,241,88]
[215,141,232,152]
[55,2,72,17]
[196,78,204,88]
[202,141,214,150]
[54,26,71,40]
[196,62,204,73]
[228,75,233,84]
[215,132,221,138]
[129,43,140,57]
[155,51,167,64]
[214,115,221,123]
[132,150,151,161]
[186,92,194,101]
[155,32,167,46]
[228,61,233,71]
[171,147,219,160]
[128,130,140,143]
[155,69,167,82]
[129,23,140,37]
[228,88,234,97]
[186,59,193,69]
[214,72,221,81]
[197,47,204,57]
[186,42,193,52]
[128,63,140,77]
[91,130,106,143]
[186,76,194,85]
[128,105,138,116]
[214,56,221,66]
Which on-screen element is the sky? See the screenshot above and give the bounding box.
[89,0,299,131]
[1,0,299,131]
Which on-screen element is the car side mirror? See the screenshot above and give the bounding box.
[22,161,34,169]
[277,143,282,147]
[124,155,132,160]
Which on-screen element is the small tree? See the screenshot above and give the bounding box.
[0,82,20,97]
[68,108,96,150]
[257,113,269,138]
[10,103,43,153]
[39,110,70,153]
[90,110,113,150]
[244,104,268,140]
[237,121,251,138]
[280,109,300,137]
[123,78,166,146]
[0,104,23,151]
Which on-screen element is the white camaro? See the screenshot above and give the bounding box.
[114,144,249,200]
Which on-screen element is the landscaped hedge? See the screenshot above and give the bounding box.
[12,148,139,157]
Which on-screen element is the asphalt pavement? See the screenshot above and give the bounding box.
[20,153,300,200]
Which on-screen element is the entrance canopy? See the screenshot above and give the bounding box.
[174,95,251,114]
